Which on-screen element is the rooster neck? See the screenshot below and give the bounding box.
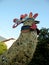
[19,31,37,44]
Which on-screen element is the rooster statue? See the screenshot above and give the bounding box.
[0,12,40,65]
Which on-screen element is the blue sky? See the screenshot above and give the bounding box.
[0,0,49,39]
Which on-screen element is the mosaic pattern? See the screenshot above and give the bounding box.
[0,12,39,65]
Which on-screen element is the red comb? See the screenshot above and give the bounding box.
[33,13,38,19]
[20,15,24,19]
[24,14,28,17]
[12,24,18,28]
[13,18,18,22]
[23,14,28,18]
[29,12,33,18]
[30,12,33,14]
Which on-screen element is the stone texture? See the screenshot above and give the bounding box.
[0,30,37,65]
[0,13,39,65]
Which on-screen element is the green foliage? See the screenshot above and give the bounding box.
[29,28,49,65]
[38,28,49,44]
[0,42,7,55]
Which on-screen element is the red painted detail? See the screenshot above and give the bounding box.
[29,12,33,18]
[13,18,18,23]
[20,15,24,19]
[12,24,18,28]
[12,22,22,28]
[33,13,38,19]
[20,14,28,19]
[30,23,37,30]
